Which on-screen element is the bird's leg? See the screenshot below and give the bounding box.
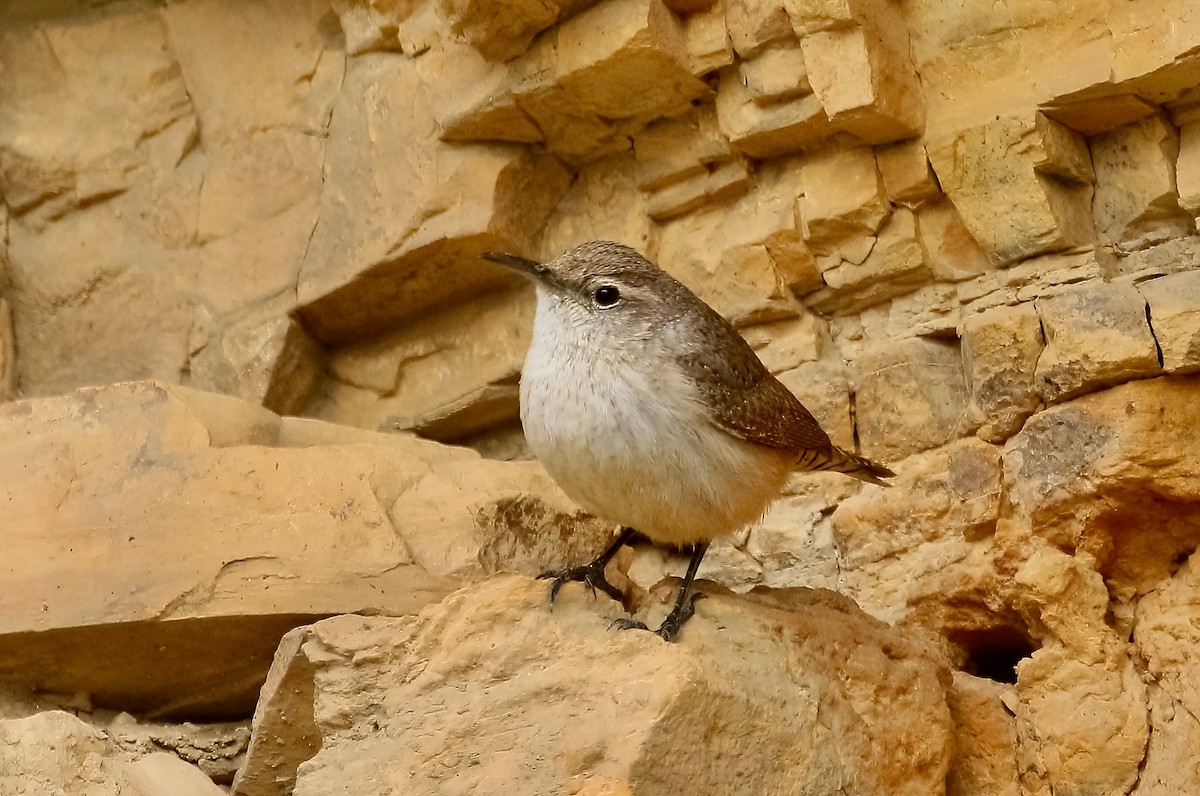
[613,541,710,642]
[539,526,639,603]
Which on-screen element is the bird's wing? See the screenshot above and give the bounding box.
[674,302,833,455]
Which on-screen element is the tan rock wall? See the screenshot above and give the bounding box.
[3,0,1200,793]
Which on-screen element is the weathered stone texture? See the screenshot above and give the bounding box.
[237,577,953,796]
[4,0,1200,792]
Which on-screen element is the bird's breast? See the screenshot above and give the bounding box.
[518,318,791,545]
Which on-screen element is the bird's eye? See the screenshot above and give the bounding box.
[594,285,621,308]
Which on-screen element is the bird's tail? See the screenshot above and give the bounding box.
[797,445,895,486]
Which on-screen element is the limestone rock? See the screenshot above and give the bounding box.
[541,151,654,259]
[715,66,833,158]
[1002,376,1200,583]
[634,108,734,192]
[188,311,323,417]
[775,359,853,448]
[916,198,992,283]
[725,0,794,58]
[811,207,932,314]
[946,673,1021,796]
[797,145,888,253]
[1034,280,1161,404]
[798,3,923,144]
[876,139,940,206]
[0,711,132,796]
[1090,114,1193,250]
[1133,684,1200,795]
[833,438,1002,624]
[928,115,1096,265]
[238,576,954,796]
[962,303,1045,442]
[441,0,560,62]
[853,337,968,462]
[127,752,228,796]
[683,0,734,75]
[1177,122,1200,215]
[316,289,533,434]
[739,44,811,104]
[0,382,605,717]
[1134,551,1200,741]
[1010,549,1148,796]
[295,54,570,345]
[1141,269,1200,373]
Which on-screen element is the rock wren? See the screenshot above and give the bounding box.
[483,241,892,641]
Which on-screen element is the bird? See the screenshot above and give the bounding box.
[482,241,892,641]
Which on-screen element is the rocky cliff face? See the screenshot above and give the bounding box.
[2,0,1200,794]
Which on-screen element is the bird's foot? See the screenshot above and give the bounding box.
[538,560,626,604]
[612,592,706,642]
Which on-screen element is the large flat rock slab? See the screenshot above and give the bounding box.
[234,575,954,796]
[0,382,606,718]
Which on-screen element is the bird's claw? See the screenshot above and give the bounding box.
[612,592,707,642]
[538,561,625,604]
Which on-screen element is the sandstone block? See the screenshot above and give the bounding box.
[741,311,825,374]
[798,145,888,252]
[188,311,323,417]
[441,0,559,61]
[1031,112,1094,186]
[684,0,735,74]
[853,337,968,461]
[296,56,571,345]
[634,108,734,192]
[541,151,654,258]
[876,139,940,206]
[962,302,1045,442]
[163,0,342,142]
[776,359,853,448]
[927,115,1096,265]
[0,7,194,219]
[739,44,811,103]
[724,0,794,57]
[0,382,604,717]
[833,438,1001,623]
[800,9,923,145]
[646,158,753,220]
[554,0,710,123]
[1002,376,1200,576]
[1140,270,1200,373]
[318,290,532,433]
[1034,281,1161,404]
[1177,122,1200,214]
[915,198,992,282]
[946,673,1021,796]
[810,207,932,315]
[653,160,821,322]
[127,752,227,796]
[655,239,801,327]
[1090,114,1193,250]
[238,577,953,796]
[715,67,833,158]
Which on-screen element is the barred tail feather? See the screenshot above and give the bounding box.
[796,445,895,486]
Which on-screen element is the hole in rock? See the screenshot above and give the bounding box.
[948,625,1038,685]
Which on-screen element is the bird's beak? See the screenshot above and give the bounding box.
[482,252,541,277]
[482,252,561,291]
